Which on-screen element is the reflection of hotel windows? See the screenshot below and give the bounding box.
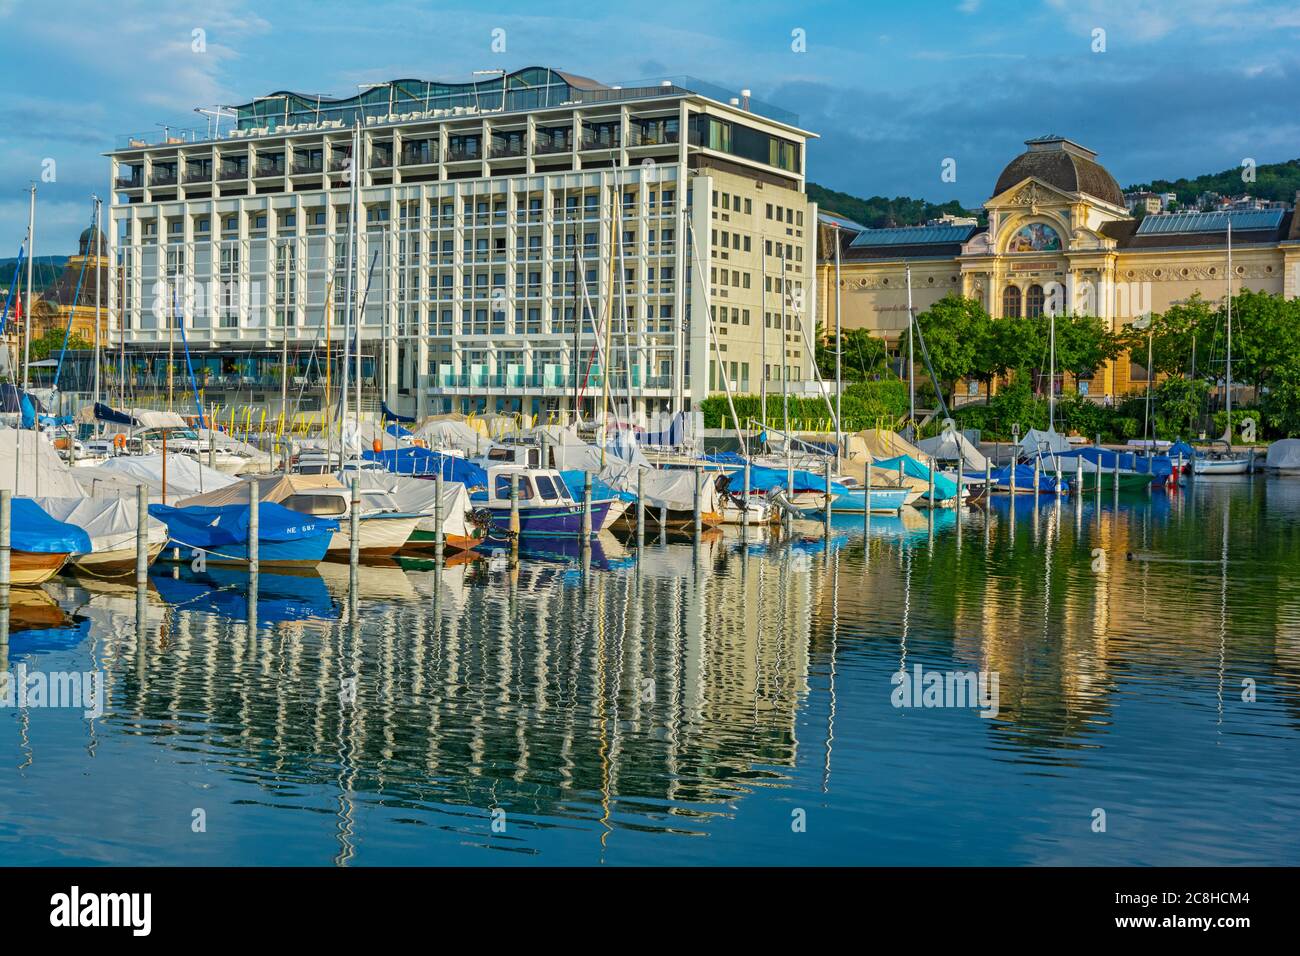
[1002,285,1021,318]
[1026,284,1045,318]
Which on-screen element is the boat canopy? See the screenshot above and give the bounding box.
[350,471,474,537]
[0,428,84,497]
[179,473,339,508]
[34,496,169,554]
[972,463,1068,492]
[149,502,339,549]
[874,454,960,500]
[1019,428,1073,457]
[1054,446,1173,477]
[851,429,929,462]
[1265,439,1300,471]
[80,453,238,498]
[916,431,988,471]
[11,498,93,554]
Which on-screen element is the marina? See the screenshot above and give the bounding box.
[1,472,1298,865]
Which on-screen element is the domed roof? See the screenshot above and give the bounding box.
[79,226,107,257]
[994,136,1124,208]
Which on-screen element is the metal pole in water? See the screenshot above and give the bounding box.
[692,466,702,538]
[509,473,521,561]
[348,477,360,570]
[741,460,750,533]
[636,468,645,545]
[136,484,149,590]
[984,459,992,496]
[928,462,936,508]
[433,467,444,562]
[1075,456,1083,496]
[1010,458,1017,496]
[248,477,260,581]
[865,458,873,535]
[0,490,10,603]
[956,460,964,511]
[1033,458,1040,496]
[824,459,833,526]
[581,472,593,541]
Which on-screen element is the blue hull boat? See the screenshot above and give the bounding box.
[150,502,337,567]
[801,487,910,515]
[482,500,612,539]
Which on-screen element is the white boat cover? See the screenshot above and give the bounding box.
[1019,428,1073,457]
[34,496,169,554]
[79,454,238,498]
[413,418,495,456]
[351,471,473,537]
[1266,439,1300,471]
[611,468,719,513]
[916,431,989,471]
[0,427,84,497]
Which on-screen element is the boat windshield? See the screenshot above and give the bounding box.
[534,475,559,501]
[283,494,347,516]
[494,474,533,500]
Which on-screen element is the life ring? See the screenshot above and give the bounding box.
[113,433,127,449]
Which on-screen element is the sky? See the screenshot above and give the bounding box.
[2,0,1299,252]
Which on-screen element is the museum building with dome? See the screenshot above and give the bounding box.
[817,136,1300,400]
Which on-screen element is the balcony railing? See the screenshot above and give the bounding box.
[329,154,352,172]
[183,166,212,184]
[255,160,285,177]
[400,148,437,166]
[292,158,324,175]
[115,173,143,189]
[446,145,481,162]
[149,169,178,187]
[627,126,679,147]
[218,164,247,181]
[489,141,525,159]
[371,148,393,168]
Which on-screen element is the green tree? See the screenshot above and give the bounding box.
[28,327,94,361]
[1054,313,1123,383]
[914,294,986,407]
[815,325,889,382]
[1226,288,1300,393]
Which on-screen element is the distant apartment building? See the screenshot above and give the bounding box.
[105,67,817,421]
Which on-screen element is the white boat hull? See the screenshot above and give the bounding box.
[326,515,423,555]
[1192,457,1250,475]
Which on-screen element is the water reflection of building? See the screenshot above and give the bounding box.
[49,542,811,854]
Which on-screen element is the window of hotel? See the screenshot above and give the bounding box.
[1025,284,1045,318]
[1002,285,1022,318]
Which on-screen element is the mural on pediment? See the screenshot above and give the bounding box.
[1007,222,1063,253]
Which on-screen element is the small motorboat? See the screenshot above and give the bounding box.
[472,465,610,539]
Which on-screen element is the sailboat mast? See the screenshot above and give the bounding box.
[906,262,915,426]
[93,195,102,433]
[1225,219,1233,435]
[22,184,34,393]
[338,122,358,458]
[780,251,788,453]
[833,224,842,469]
[1048,307,1056,430]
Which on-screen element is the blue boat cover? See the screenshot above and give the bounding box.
[384,423,414,438]
[149,502,338,549]
[93,401,135,425]
[970,464,1068,492]
[12,498,93,554]
[729,465,852,496]
[559,470,637,503]
[380,400,416,424]
[1057,447,1173,477]
[874,454,959,500]
[362,446,488,487]
[1166,440,1196,459]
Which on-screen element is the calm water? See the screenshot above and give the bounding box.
[2,477,1299,866]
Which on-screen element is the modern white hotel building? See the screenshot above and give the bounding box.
[106,67,818,422]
